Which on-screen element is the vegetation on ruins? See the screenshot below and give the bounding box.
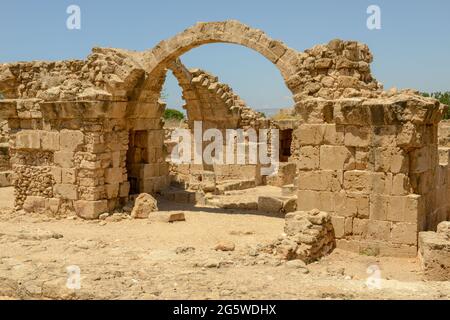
[271,109,297,121]
[163,108,185,121]
[421,91,450,118]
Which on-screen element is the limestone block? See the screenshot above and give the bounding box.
[371,172,392,194]
[391,222,418,246]
[105,183,120,199]
[371,147,409,173]
[54,184,78,200]
[386,195,422,224]
[410,147,431,174]
[331,215,345,238]
[391,174,410,196]
[119,181,130,197]
[50,167,62,184]
[149,212,186,223]
[41,131,60,151]
[74,200,108,220]
[105,168,123,184]
[258,196,283,213]
[0,171,12,187]
[437,221,450,234]
[131,193,158,219]
[298,170,342,192]
[15,131,40,149]
[54,151,74,168]
[111,151,121,168]
[283,197,297,213]
[294,125,326,146]
[369,194,389,220]
[419,231,450,281]
[371,126,397,146]
[141,164,159,179]
[344,125,370,147]
[320,145,354,170]
[297,146,319,170]
[61,168,76,184]
[78,186,105,201]
[60,130,84,152]
[343,170,370,193]
[335,192,370,218]
[366,220,391,241]
[297,190,320,212]
[46,198,61,215]
[323,124,344,146]
[23,196,47,213]
[352,218,368,236]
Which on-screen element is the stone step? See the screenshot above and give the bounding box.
[205,197,258,211]
[217,179,256,194]
[161,188,200,204]
[258,195,297,215]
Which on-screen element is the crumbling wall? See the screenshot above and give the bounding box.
[0,120,11,187]
[0,20,447,258]
[0,120,9,169]
[419,221,450,281]
[437,120,450,221]
[292,92,445,257]
[262,209,335,263]
[166,59,268,190]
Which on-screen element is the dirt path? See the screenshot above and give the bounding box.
[0,187,449,300]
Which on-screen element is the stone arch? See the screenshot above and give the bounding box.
[166,58,265,129]
[134,20,301,103]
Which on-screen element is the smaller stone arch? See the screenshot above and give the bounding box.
[166,58,265,129]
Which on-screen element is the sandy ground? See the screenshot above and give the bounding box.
[0,187,449,300]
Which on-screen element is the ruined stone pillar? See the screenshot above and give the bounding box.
[293,94,445,257]
[0,98,171,219]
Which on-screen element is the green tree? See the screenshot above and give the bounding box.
[421,91,450,119]
[163,108,185,121]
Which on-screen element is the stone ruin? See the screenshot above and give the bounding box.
[0,20,449,265]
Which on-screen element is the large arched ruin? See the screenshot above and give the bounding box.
[0,20,448,258]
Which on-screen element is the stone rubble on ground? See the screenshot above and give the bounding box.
[130,193,158,219]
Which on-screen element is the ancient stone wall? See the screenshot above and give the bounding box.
[0,118,11,186]
[0,20,447,257]
[437,120,450,222]
[292,92,446,256]
[165,59,268,189]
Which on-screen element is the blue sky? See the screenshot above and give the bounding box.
[1,0,449,113]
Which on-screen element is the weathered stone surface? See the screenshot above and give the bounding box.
[263,210,335,263]
[0,20,448,261]
[419,230,450,281]
[258,196,283,214]
[74,200,108,220]
[131,193,158,219]
[149,212,186,223]
[214,241,236,252]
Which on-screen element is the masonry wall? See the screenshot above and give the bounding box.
[0,20,447,258]
[437,120,450,222]
[0,120,11,187]
[292,94,444,257]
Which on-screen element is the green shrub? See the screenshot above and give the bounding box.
[421,91,450,119]
[163,108,185,121]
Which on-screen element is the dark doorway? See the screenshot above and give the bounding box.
[279,129,293,162]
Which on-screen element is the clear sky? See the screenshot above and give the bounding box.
[1,0,449,113]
